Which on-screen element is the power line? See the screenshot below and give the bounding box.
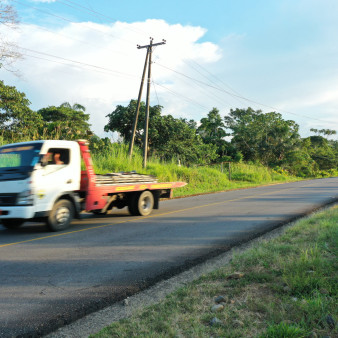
[55,0,151,37]
[183,58,260,110]
[18,46,139,80]
[153,81,209,110]
[153,54,234,109]
[12,0,136,46]
[186,58,243,97]
[17,45,210,112]
[19,52,129,79]
[152,79,161,107]
[18,47,338,129]
[154,62,335,124]
[174,61,237,109]
[23,24,128,57]
[55,0,114,23]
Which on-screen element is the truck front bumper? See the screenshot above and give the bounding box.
[0,206,35,220]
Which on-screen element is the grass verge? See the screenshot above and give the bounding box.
[91,205,338,338]
[91,146,299,197]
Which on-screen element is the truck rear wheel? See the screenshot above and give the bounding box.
[1,219,24,230]
[128,191,154,216]
[46,199,74,232]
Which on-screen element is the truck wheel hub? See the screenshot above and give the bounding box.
[141,197,151,211]
[56,207,70,224]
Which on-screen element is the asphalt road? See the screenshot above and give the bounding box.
[0,178,337,337]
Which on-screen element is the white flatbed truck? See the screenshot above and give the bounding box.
[0,140,186,231]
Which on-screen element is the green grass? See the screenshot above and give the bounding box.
[91,206,338,338]
[91,145,298,197]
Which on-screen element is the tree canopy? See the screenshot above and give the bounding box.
[224,107,300,166]
[38,102,92,139]
[0,80,42,139]
[104,99,218,164]
[197,108,238,161]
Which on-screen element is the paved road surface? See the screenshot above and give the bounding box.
[0,178,337,337]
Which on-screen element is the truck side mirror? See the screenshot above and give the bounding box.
[40,154,49,167]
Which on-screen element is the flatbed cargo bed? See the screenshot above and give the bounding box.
[95,172,157,186]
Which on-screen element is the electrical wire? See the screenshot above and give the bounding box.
[154,62,335,124]
[23,24,129,57]
[12,0,136,46]
[152,79,161,107]
[15,45,210,112]
[153,52,234,109]
[153,81,210,110]
[19,52,133,79]
[161,65,233,109]
[18,46,139,80]
[7,2,240,112]
[182,58,260,110]
[185,58,243,97]
[18,46,210,113]
[55,0,151,37]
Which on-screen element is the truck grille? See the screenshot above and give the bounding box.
[0,194,18,206]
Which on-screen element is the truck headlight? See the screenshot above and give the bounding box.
[16,190,34,206]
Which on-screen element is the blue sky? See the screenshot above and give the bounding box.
[2,0,338,138]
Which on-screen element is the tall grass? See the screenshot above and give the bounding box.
[91,145,296,197]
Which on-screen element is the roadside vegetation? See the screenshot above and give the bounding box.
[91,143,296,197]
[1,81,337,187]
[91,205,338,338]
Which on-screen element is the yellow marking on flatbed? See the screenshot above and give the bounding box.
[115,186,135,192]
[150,184,172,189]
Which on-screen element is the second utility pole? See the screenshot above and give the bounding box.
[129,37,166,168]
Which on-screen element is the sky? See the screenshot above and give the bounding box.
[1,0,338,139]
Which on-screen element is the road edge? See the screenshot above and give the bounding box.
[45,200,338,338]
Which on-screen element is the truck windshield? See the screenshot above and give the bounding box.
[0,143,43,180]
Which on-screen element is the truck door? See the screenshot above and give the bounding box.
[33,147,78,213]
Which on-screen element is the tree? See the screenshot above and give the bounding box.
[38,102,92,139]
[104,100,218,164]
[104,100,162,146]
[310,128,337,137]
[0,1,22,73]
[224,107,301,166]
[0,80,42,140]
[304,133,338,171]
[148,114,217,164]
[197,107,231,160]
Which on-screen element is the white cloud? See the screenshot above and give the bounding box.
[1,19,222,136]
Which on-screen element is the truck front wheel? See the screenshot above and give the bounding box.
[1,219,24,230]
[128,191,154,216]
[46,199,74,232]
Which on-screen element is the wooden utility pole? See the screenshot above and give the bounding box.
[128,49,149,158]
[129,37,166,168]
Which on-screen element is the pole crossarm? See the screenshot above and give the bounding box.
[137,38,166,49]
